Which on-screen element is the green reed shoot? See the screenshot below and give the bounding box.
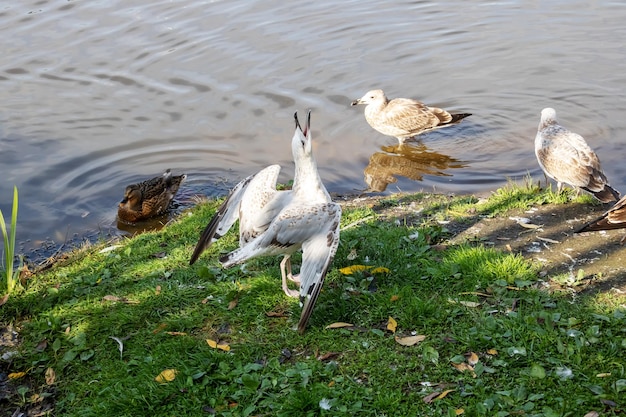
[0,186,19,294]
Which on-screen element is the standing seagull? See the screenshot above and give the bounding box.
[576,195,626,243]
[535,108,620,202]
[351,89,471,144]
[190,111,341,333]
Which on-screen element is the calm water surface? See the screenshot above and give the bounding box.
[1,0,626,260]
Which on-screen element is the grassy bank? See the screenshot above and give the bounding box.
[1,183,625,416]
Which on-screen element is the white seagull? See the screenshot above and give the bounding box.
[351,89,471,143]
[535,108,620,203]
[190,111,341,333]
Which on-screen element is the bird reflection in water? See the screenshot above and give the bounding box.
[364,142,467,192]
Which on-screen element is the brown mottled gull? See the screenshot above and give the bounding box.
[351,89,471,143]
[576,194,626,243]
[535,108,620,203]
[190,111,341,333]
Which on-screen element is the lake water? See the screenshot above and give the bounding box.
[2,0,626,261]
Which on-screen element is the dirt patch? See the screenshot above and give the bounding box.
[335,193,626,295]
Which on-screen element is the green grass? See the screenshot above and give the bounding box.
[1,184,624,416]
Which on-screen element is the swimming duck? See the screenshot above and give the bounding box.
[351,89,471,143]
[117,169,186,223]
[535,108,619,202]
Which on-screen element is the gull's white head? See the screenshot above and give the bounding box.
[351,89,387,106]
[540,108,557,124]
[292,110,313,159]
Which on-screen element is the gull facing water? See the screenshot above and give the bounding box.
[534,108,620,203]
[576,195,626,243]
[351,89,471,143]
[190,111,341,333]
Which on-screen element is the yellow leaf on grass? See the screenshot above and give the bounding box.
[451,362,476,378]
[165,331,187,336]
[455,409,465,415]
[339,265,370,275]
[155,285,161,295]
[154,369,178,383]
[387,317,397,333]
[45,367,56,385]
[394,335,427,346]
[206,339,231,351]
[467,352,479,366]
[325,322,354,329]
[390,295,400,302]
[596,373,611,378]
[8,372,26,380]
[435,389,455,400]
[487,348,498,355]
[371,267,390,274]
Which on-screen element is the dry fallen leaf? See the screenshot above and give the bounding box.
[339,265,369,275]
[102,295,121,302]
[154,369,178,383]
[451,362,476,377]
[394,335,427,346]
[387,317,398,333]
[596,373,611,378]
[165,331,187,336]
[455,409,465,415]
[266,311,289,318]
[422,391,440,403]
[583,412,599,417]
[155,285,161,295]
[325,322,354,329]
[390,295,400,302]
[0,294,9,307]
[227,299,238,310]
[459,300,481,308]
[435,389,455,400]
[45,367,56,385]
[8,372,26,380]
[152,323,168,334]
[487,348,498,355]
[347,249,358,260]
[467,352,479,366]
[317,352,341,361]
[206,339,231,351]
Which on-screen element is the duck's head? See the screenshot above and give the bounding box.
[119,185,143,211]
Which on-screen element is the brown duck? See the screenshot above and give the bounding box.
[117,169,186,223]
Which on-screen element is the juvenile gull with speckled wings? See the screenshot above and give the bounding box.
[534,107,620,203]
[190,111,341,333]
[351,89,471,143]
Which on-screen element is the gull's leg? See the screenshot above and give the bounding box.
[285,257,300,285]
[280,255,299,298]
